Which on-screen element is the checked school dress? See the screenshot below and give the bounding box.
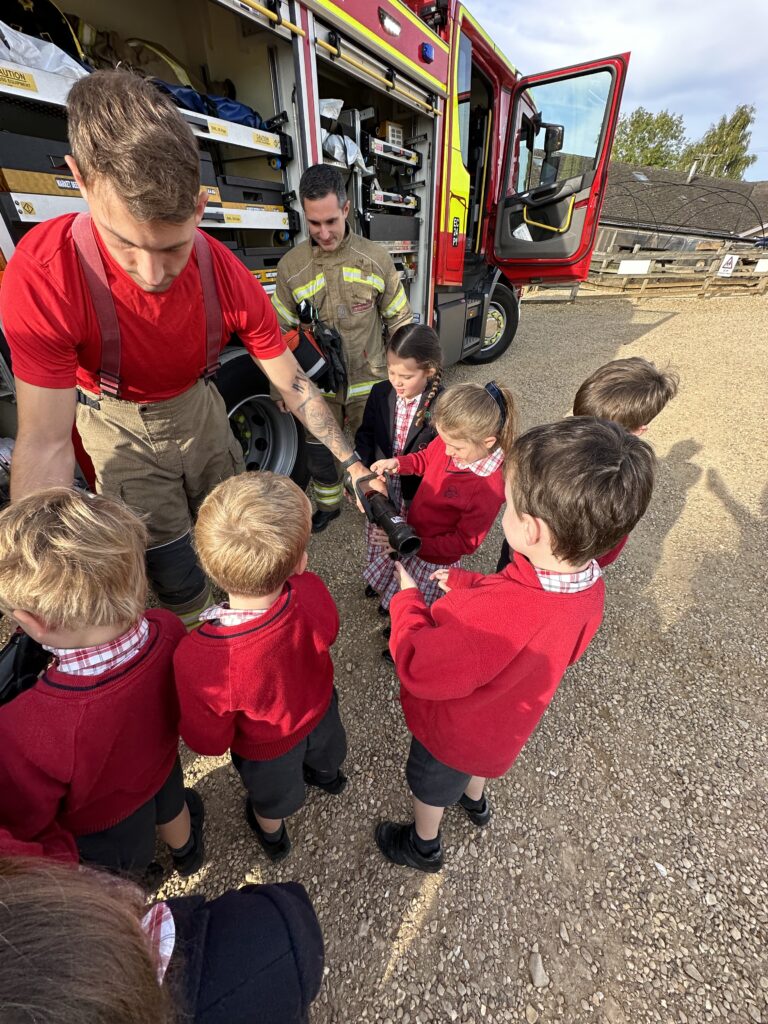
[362,392,451,609]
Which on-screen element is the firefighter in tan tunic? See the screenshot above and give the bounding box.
[273,165,412,532]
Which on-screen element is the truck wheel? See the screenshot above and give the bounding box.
[463,283,519,365]
[214,350,310,490]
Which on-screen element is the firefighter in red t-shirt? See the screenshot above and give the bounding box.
[0,71,372,623]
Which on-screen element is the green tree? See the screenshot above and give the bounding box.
[612,107,687,167]
[677,104,758,180]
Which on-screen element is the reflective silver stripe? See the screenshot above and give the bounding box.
[382,285,408,319]
[304,354,327,378]
[342,267,385,292]
[272,293,299,326]
[292,273,326,303]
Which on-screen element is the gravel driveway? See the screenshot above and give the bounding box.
[131,294,768,1021]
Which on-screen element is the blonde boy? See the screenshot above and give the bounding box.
[174,472,347,861]
[0,488,203,878]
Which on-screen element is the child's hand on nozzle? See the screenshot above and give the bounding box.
[429,568,452,593]
[394,561,417,590]
[370,458,399,479]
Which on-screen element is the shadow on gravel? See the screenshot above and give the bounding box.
[635,438,703,586]
[509,299,681,430]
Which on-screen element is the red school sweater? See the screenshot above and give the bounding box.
[389,552,605,778]
[0,610,185,840]
[173,572,339,761]
[597,533,629,568]
[396,437,506,565]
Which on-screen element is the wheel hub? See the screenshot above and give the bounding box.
[228,395,299,478]
[483,303,506,349]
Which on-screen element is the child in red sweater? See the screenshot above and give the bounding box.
[174,472,347,861]
[497,356,679,571]
[375,418,656,872]
[370,380,516,661]
[0,488,203,879]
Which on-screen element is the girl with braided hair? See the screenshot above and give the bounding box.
[370,381,517,660]
[355,324,443,616]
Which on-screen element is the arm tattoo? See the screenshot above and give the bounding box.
[291,369,311,393]
[289,375,353,462]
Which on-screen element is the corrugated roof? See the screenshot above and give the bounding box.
[601,161,768,238]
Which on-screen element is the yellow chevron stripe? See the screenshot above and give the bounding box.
[272,293,299,326]
[292,273,326,303]
[342,268,385,292]
[346,380,381,400]
[382,285,408,319]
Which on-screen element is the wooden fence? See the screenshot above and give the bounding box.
[584,244,768,297]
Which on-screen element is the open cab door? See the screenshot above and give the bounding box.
[492,54,629,284]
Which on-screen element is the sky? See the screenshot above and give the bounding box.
[463,0,768,181]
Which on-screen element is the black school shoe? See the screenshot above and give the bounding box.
[311,507,341,533]
[458,792,492,827]
[375,821,444,873]
[364,584,378,599]
[245,800,292,862]
[303,764,348,795]
[381,648,394,664]
[142,860,166,890]
[382,625,391,640]
[172,788,206,877]
[377,603,390,618]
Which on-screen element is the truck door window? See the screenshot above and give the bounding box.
[457,32,473,167]
[512,70,612,194]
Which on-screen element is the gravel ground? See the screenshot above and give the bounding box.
[28,294,768,1022]
[158,293,768,1024]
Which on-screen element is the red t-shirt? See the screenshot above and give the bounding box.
[0,214,286,402]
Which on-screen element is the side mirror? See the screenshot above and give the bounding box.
[544,124,564,156]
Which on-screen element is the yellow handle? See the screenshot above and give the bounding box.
[316,38,439,115]
[522,194,575,233]
[236,0,306,37]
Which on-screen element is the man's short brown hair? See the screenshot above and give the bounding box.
[67,70,200,222]
[0,488,148,630]
[572,357,679,432]
[194,473,311,597]
[507,418,656,564]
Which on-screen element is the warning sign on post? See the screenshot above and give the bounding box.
[717,254,739,277]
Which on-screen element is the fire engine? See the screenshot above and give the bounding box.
[0,0,628,485]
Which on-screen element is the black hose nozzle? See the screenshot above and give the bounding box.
[347,472,421,559]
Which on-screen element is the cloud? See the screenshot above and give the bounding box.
[464,0,768,179]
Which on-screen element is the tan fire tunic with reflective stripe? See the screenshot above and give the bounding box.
[272,230,412,401]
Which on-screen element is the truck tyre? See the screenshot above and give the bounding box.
[214,349,310,490]
[462,283,519,365]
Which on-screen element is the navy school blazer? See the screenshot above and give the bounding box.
[355,380,443,502]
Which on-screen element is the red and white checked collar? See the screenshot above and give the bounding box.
[534,559,602,593]
[199,603,270,626]
[452,446,504,477]
[142,902,176,983]
[43,617,150,677]
[393,394,421,456]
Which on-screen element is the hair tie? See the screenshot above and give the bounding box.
[484,381,506,427]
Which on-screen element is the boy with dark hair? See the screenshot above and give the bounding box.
[572,356,679,433]
[174,472,347,861]
[0,488,204,879]
[376,418,656,872]
[498,356,678,571]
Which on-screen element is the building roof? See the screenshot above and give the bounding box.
[601,162,768,239]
